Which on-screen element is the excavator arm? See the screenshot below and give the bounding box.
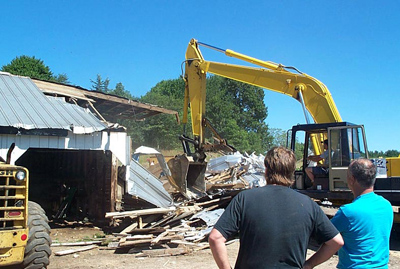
[183,38,342,156]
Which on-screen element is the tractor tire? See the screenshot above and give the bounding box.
[22,201,52,269]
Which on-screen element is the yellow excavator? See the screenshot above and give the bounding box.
[168,38,400,206]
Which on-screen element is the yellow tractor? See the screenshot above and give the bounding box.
[0,143,51,268]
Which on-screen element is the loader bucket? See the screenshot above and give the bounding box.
[167,154,207,198]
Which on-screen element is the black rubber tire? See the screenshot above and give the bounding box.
[22,201,52,269]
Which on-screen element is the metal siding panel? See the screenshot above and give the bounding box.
[128,159,173,208]
[83,134,94,149]
[28,135,40,148]
[48,136,60,148]
[66,134,76,148]
[73,134,85,149]
[107,132,128,165]
[16,136,28,150]
[39,136,49,148]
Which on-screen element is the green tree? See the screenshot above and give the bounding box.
[384,150,400,157]
[137,76,275,154]
[91,74,110,92]
[206,76,272,154]
[2,55,53,80]
[138,79,184,150]
[1,55,70,84]
[369,149,400,158]
[97,80,142,147]
[109,82,133,99]
[54,73,70,84]
[269,128,287,147]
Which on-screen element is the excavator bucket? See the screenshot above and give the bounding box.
[167,154,207,198]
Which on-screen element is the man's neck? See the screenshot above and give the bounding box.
[353,188,374,199]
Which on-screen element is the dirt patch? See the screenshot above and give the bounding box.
[48,226,400,268]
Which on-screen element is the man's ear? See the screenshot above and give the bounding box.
[347,174,355,187]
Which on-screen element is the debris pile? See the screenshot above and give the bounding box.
[51,150,264,257]
[102,196,236,256]
[99,148,266,256]
[62,147,265,257]
[206,152,266,192]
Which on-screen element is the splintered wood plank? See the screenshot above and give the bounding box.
[51,241,102,247]
[54,245,98,256]
[151,230,170,245]
[118,235,183,248]
[105,207,175,219]
[120,222,138,234]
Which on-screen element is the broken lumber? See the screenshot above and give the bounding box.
[119,235,183,248]
[128,227,166,235]
[54,245,98,256]
[147,214,175,228]
[105,207,175,219]
[125,234,154,240]
[194,197,230,207]
[120,222,138,234]
[206,182,246,191]
[151,230,169,245]
[51,241,102,247]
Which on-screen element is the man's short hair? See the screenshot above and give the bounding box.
[348,158,377,188]
[264,147,296,186]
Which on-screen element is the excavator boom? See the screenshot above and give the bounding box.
[184,38,342,131]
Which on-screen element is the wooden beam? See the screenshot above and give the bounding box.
[54,245,98,256]
[120,222,138,234]
[51,241,102,247]
[105,207,175,219]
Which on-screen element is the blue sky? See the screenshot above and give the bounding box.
[2,1,399,152]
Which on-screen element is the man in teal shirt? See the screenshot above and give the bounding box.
[331,158,393,268]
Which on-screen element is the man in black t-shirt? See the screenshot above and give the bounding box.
[209,147,343,269]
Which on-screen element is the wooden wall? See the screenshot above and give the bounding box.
[16,148,121,225]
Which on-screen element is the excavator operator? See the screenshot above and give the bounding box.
[306,139,329,189]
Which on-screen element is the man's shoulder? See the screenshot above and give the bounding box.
[248,185,303,194]
[360,192,392,205]
[239,185,305,198]
[238,186,316,206]
[340,192,392,213]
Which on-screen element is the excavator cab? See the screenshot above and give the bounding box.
[290,122,368,202]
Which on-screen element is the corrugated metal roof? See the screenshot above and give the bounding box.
[0,72,107,134]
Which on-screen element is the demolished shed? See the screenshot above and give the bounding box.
[0,72,178,225]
